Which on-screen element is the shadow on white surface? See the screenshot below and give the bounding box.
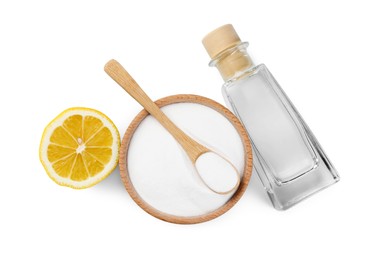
[93,167,126,194]
[244,172,272,206]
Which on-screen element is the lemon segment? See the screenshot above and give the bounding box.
[39,107,120,189]
[84,115,104,141]
[50,127,78,148]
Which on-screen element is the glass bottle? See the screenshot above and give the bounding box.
[202,24,339,210]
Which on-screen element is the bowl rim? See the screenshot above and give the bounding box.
[119,94,253,224]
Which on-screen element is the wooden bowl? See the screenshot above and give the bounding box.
[120,94,252,224]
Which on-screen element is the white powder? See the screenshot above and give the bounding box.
[195,151,240,194]
[126,103,245,217]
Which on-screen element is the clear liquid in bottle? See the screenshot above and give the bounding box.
[203,24,339,209]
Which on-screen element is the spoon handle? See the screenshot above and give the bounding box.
[104,59,209,162]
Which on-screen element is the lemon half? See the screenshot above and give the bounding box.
[39,107,120,189]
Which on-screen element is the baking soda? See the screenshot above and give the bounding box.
[127,103,245,217]
[195,151,239,194]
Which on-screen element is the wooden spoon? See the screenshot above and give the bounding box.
[104,59,240,194]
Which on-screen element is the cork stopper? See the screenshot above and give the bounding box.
[202,24,253,81]
[202,24,242,59]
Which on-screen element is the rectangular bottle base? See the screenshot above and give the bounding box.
[254,151,339,210]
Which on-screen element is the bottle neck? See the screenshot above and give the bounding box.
[209,42,254,81]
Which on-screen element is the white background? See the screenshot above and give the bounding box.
[1,0,389,259]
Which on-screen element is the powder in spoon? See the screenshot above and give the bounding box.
[195,151,239,194]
